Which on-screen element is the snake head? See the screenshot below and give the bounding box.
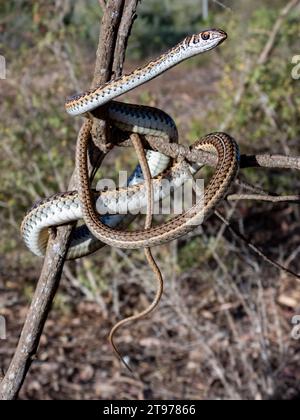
[184,29,227,53]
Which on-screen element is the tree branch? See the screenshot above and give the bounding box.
[134,135,300,172]
[113,0,139,76]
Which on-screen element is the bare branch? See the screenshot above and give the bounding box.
[240,153,300,170]
[140,135,300,172]
[90,0,125,153]
[113,0,139,76]
[92,0,125,87]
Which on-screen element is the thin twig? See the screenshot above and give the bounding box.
[215,211,300,282]
[212,0,232,12]
[227,194,300,204]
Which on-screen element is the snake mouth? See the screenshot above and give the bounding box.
[216,29,228,45]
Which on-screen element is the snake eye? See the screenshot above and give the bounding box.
[201,32,210,41]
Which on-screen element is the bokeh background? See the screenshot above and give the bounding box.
[1,0,300,400]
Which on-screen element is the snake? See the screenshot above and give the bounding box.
[69,28,240,249]
[21,28,240,369]
[21,28,240,257]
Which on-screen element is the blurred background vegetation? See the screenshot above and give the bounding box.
[1,0,300,400]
